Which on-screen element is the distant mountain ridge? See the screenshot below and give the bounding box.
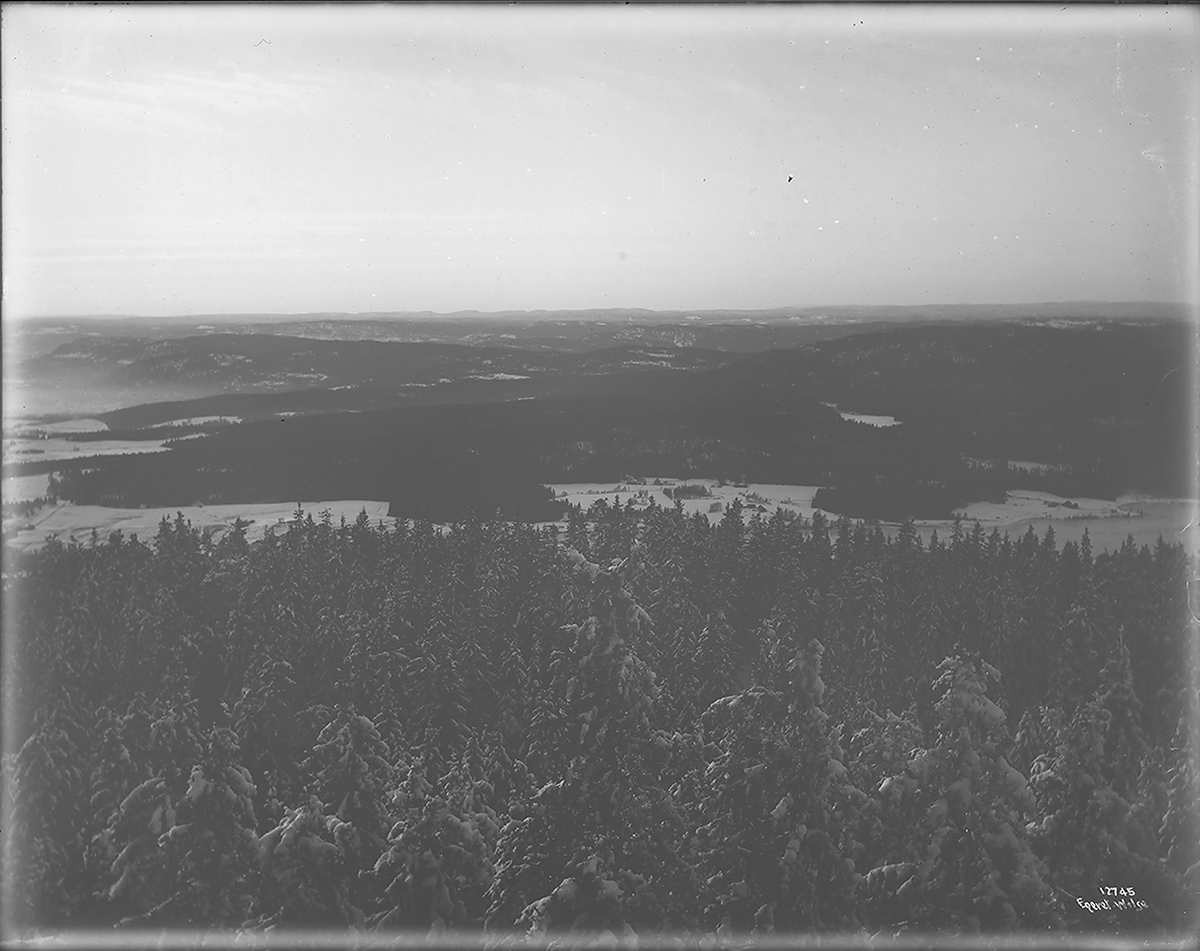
[9,302,1192,420]
[19,300,1192,325]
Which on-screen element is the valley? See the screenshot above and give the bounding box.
[3,307,1195,555]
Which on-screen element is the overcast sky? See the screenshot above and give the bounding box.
[3,4,1196,318]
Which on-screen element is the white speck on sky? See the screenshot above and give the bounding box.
[1,4,1196,318]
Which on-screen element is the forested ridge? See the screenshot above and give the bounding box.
[3,500,1197,940]
[24,320,1194,524]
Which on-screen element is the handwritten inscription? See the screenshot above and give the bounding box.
[1077,886,1149,913]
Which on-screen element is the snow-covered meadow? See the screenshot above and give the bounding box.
[3,499,395,551]
[3,437,175,465]
[545,479,829,525]
[546,480,1198,554]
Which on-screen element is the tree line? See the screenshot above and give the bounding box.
[3,499,1197,939]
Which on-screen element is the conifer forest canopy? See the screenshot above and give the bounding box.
[3,502,1197,942]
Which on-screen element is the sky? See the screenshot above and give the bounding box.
[2,3,1197,318]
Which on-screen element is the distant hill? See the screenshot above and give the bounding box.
[29,318,1195,521]
[22,335,740,426]
[12,301,1190,419]
[19,299,1190,328]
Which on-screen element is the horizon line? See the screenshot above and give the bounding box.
[8,300,1196,323]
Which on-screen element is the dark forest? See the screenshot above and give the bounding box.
[4,500,1196,940]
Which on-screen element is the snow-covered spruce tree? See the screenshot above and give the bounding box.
[3,703,89,929]
[487,546,696,941]
[100,772,178,923]
[230,655,326,830]
[564,504,590,560]
[1159,710,1200,932]
[511,849,640,947]
[94,701,204,925]
[868,656,1058,934]
[687,614,742,722]
[846,709,925,799]
[834,559,903,715]
[133,726,260,927]
[301,709,396,915]
[145,700,206,804]
[251,795,363,929]
[372,744,502,935]
[1025,645,1178,931]
[1091,636,1155,805]
[496,634,533,752]
[1052,601,1111,714]
[633,505,732,729]
[1010,706,1058,779]
[847,706,932,931]
[85,701,155,923]
[480,736,537,823]
[693,640,868,936]
[89,704,153,854]
[409,620,474,778]
[452,732,509,851]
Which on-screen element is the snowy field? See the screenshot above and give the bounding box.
[3,479,1193,555]
[945,494,1197,554]
[838,411,900,427]
[3,500,395,551]
[144,415,242,428]
[2,416,237,473]
[10,417,110,435]
[954,490,1124,524]
[3,473,52,503]
[545,479,830,525]
[3,436,175,465]
[822,402,901,427]
[949,491,1198,551]
[547,480,1198,554]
